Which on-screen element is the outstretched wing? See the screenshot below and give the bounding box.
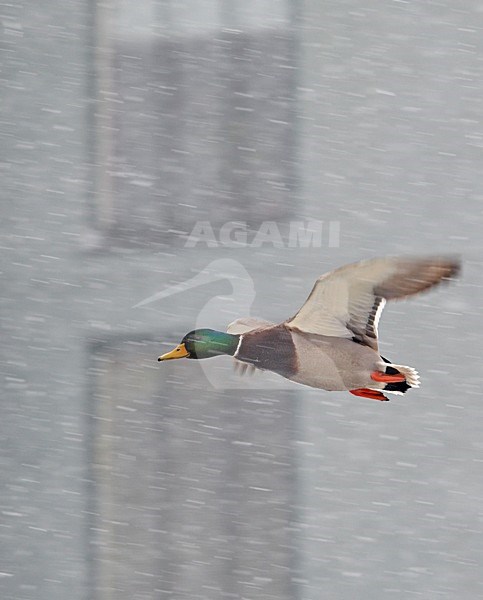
[285,256,460,351]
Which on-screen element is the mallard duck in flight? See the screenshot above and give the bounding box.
[158,256,460,401]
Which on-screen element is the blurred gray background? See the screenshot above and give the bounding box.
[1,1,482,599]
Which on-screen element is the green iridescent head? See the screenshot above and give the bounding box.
[158,329,240,361]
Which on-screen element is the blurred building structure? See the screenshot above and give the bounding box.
[1,1,482,600]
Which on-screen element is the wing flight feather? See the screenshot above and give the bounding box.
[285,256,460,351]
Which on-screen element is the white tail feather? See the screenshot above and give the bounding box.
[387,364,420,388]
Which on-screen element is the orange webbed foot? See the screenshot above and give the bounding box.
[370,371,406,383]
[350,388,389,401]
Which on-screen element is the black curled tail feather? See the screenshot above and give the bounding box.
[384,379,411,393]
[381,356,420,394]
[382,359,411,393]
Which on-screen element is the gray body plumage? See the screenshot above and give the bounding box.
[229,255,460,395]
[235,325,383,391]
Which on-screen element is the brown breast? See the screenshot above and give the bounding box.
[236,324,298,378]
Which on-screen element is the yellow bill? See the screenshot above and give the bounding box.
[158,343,190,361]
